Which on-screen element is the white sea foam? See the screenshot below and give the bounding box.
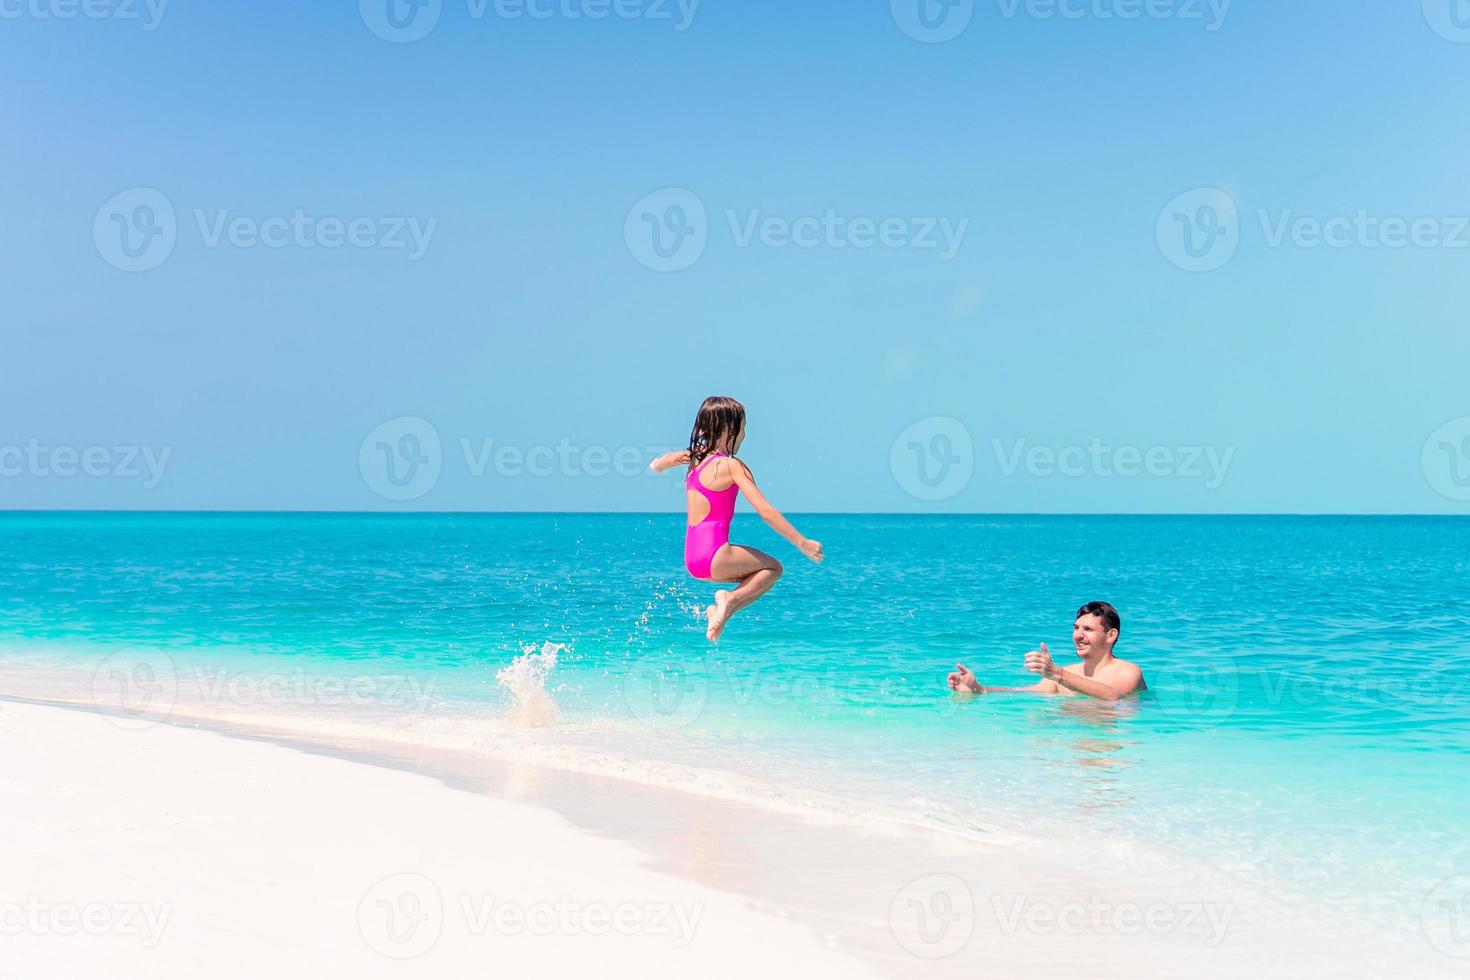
[495,641,563,729]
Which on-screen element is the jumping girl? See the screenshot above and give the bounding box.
[650,396,824,641]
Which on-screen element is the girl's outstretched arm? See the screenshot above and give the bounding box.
[728,460,823,563]
[648,450,690,473]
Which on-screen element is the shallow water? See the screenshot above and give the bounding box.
[1,512,1466,939]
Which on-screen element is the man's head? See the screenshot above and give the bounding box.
[1072,601,1121,658]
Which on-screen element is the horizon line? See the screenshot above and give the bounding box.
[0,509,1465,518]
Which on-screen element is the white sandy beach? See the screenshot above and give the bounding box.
[0,699,881,979]
[0,688,1458,979]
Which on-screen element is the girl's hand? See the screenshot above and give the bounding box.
[648,450,690,474]
[799,538,824,563]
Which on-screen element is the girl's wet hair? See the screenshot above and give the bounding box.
[687,396,746,469]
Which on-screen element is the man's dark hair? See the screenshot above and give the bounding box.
[1076,601,1121,636]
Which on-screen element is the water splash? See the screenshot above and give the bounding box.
[495,641,563,729]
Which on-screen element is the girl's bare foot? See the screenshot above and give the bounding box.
[705,590,735,641]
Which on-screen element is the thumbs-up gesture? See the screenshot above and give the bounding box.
[1024,643,1056,680]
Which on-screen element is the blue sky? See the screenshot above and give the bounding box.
[3,1,1469,513]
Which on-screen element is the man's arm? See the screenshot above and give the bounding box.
[948,663,1059,695]
[1024,645,1144,701]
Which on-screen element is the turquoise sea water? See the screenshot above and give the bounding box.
[2,513,1467,937]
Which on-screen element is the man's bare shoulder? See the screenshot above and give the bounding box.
[1104,657,1146,693]
[1064,657,1146,693]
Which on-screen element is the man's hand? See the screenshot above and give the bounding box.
[947,663,983,694]
[1024,643,1057,680]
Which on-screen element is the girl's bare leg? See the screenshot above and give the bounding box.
[703,544,783,641]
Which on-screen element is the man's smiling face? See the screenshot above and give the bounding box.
[1072,613,1118,658]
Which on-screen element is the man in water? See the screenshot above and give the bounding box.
[947,601,1146,701]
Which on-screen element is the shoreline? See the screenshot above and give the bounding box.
[2,682,1456,978]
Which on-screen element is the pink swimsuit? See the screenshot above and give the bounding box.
[684,452,739,579]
